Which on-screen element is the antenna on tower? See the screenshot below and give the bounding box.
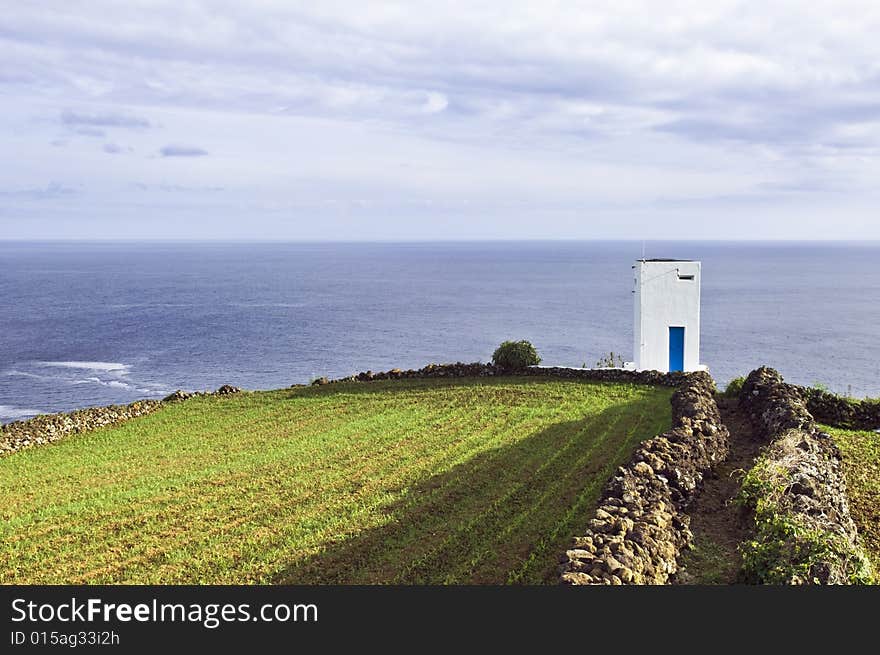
[641,240,646,260]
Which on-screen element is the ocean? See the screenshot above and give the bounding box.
[1,240,879,422]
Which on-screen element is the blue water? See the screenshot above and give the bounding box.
[1,241,879,422]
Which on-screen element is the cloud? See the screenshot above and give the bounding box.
[0,181,78,199]
[102,142,131,154]
[4,3,880,238]
[74,127,106,138]
[61,109,151,129]
[654,118,795,144]
[12,4,880,152]
[422,91,449,114]
[133,183,223,192]
[159,144,208,157]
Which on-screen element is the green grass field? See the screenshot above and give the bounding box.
[0,377,671,585]
[823,425,880,572]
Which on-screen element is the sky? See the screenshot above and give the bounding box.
[2,1,880,240]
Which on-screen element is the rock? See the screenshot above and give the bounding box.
[311,377,330,386]
[560,572,592,585]
[215,385,241,395]
[604,555,624,573]
[572,536,596,551]
[162,390,193,402]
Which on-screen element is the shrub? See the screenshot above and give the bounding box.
[492,340,541,370]
[724,376,745,398]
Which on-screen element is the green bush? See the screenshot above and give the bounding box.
[724,376,745,398]
[492,340,541,370]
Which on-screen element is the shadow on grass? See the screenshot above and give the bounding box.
[269,397,667,585]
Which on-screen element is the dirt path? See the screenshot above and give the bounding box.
[674,396,762,584]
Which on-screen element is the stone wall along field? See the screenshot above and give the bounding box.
[318,361,689,387]
[559,371,729,585]
[0,400,163,457]
[794,386,880,431]
[737,367,874,584]
[0,385,242,458]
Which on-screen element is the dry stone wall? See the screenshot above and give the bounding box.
[321,362,688,387]
[559,371,729,585]
[737,367,874,584]
[1,385,242,457]
[794,386,880,431]
[0,400,163,457]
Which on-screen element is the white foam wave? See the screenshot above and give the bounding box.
[0,405,46,421]
[4,369,50,379]
[229,302,306,308]
[39,361,130,375]
[136,386,169,394]
[71,377,132,389]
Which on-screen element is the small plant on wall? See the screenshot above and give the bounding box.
[724,376,745,398]
[595,351,624,369]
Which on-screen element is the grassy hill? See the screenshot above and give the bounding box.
[823,425,880,572]
[0,377,671,584]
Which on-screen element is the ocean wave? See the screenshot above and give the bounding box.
[229,302,306,308]
[105,303,194,309]
[39,361,131,374]
[4,369,50,379]
[6,360,170,398]
[71,377,132,389]
[5,359,171,412]
[0,405,46,421]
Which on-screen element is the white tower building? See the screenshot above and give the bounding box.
[632,259,704,373]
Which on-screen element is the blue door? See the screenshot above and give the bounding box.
[669,327,685,372]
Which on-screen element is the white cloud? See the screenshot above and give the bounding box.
[61,109,151,128]
[2,1,880,238]
[159,144,208,157]
[421,92,448,114]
